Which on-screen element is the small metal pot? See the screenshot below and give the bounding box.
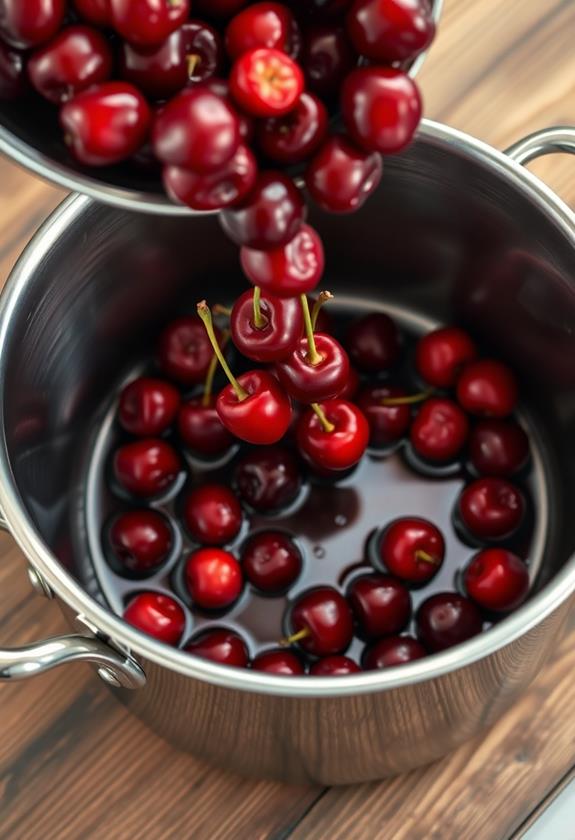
[0,121,573,785]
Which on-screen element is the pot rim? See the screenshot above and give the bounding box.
[0,118,573,698]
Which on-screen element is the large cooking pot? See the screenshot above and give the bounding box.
[0,121,573,785]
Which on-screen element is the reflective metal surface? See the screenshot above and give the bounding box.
[0,120,573,782]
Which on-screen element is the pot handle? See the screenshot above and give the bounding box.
[505,126,575,165]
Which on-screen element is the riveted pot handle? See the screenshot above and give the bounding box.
[505,126,575,165]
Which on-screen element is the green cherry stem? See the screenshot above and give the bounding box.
[212,304,232,317]
[300,294,323,366]
[311,290,333,330]
[381,390,432,407]
[415,549,440,566]
[202,329,230,408]
[311,402,335,433]
[197,301,248,402]
[252,286,266,329]
[279,627,310,647]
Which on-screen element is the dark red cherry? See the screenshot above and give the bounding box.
[342,66,422,154]
[347,0,436,63]
[363,635,426,669]
[379,517,445,583]
[109,510,173,575]
[178,397,234,457]
[0,42,28,100]
[241,223,325,298]
[306,134,382,214]
[118,377,180,437]
[469,419,530,477]
[185,627,249,667]
[109,0,189,48]
[233,446,302,512]
[157,317,220,386]
[257,92,327,165]
[184,483,243,545]
[124,592,185,645]
[301,0,354,19]
[464,548,529,613]
[230,288,303,362]
[310,655,361,675]
[348,573,411,638]
[356,385,411,447]
[338,365,360,401]
[181,20,226,85]
[289,586,354,656]
[73,0,111,26]
[345,312,400,373]
[457,360,519,418]
[113,439,181,498]
[252,649,305,674]
[164,144,258,211]
[229,47,304,117]
[417,593,483,652]
[410,398,469,462]
[120,30,188,100]
[302,25,356,100]
[276,333,350,403]
[226,2,301,60]
[241,530,302,593]
[415,326,477,389]
[296,400,369,471]
[194,0,248,19]
[185,547,243,610]
[0,0,65,49]
[458,477,525,540]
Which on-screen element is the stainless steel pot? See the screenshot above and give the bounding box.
[0,120,573,785]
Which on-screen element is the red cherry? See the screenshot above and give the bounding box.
[113,439,181,498]
[226,3,300,60]
[296,400,369,471]
[417,592,483,652]
[109,0,189,48]
[217,369,292,445]
[241,530,302,593]
[458,477,525,540]
[464,548,529,613]
[185,547,243,610]
[347,0,435,63]
[257,92,327,165]
[306,134,382,214]
[109,510,173,575]
[229,47,304,117]
[0,0,65,49]
[379,516,445,583]
[118,377,180,437]
[184,483,243,545]
[289,586,354,656]
[194,0,248,19]
[73,0,111,26]
[157,317,220,386]
[310,655,361,675]
[152,87,241,173]
[348,574,411,638]
[233,446,302,512]
[60,82,151,166]
[345,312,400,373]
[178,397,234,457]
[276,333,350,403]
[342,66,422,154]
[415,327,478,389]
[120,31,188,101]
[230,287,303,362]
[202,76,255,141]
[469,419,530,477]
[356,385,411,447]
[181,20,226,85]
[0,42,27,100]
[124,592,185,645]
[164,144,258,211]
[241,223,325,298]
[457,360,519,418]
[185,627,249,666]
[363,635,426,669]
[302,25,356,100]
[410,397,469,462]
[252,649,305,674]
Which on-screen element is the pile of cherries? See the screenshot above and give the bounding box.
[105,291,534,676]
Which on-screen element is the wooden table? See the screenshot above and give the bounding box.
[0,2,574,837]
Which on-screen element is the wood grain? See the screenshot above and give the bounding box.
[0,1,574,838]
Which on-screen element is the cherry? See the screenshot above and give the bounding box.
[347,0,436,63]
[152,87,241,173]
[226,3,301,60]
[348,573,411,638]
[464,548,529,613]
[60,82,151,167]
[417,592,483,652]
[185,627,249,667]
[241,530,302,593]
[220,171,305,250]
[457,360,519,418]
[183,483,243,545]
[410,398,469,462]
[164,144,258,211]
[458,477,525,540]
[178,397,234,457]
[118,377,180,437]
[203,77,255,142]
[241,223,325,298]
[342,67,422,154]
[229,47,304,117]
[338,365,360,401]
[356,385,411,447]
[233,446,302,512]
[73,0,111,26]
[0,0,65,49]
[469,419,530,478]
[276,333,350,403]
[306,134,382,214]
[301,0,354,19]
[296,399,369,471]
[257,92,327,165]
[287,586,354,656]
[113,439,181,498]
[157,316,220,386]
[120,31,189,101]
[345,312,400,373]
[109,0,189,49]
[379,517,445,583]
[415,327,477,389]
[363,635,426,669]
[185,547,243,610]
[310,655,361,675]
[302,25,356,100]
[252,649,305,674]
[123,592,185,645]
[0,43,28,101]
[109,510,173,576]
[230,287,303,362]
[181,20,226,85]
[195,0,249,19]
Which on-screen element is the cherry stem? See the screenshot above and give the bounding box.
[186,54,201,78]
[197,301,248,402]
[212,304,231,317]
[300,295,323,366]
[252,286,265,329]
[279,627,310,647]
[415,549,440,567]
[381,390,433,407]
[202,329,230,408]
[311,291,333,331]
[311,402,335,433]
